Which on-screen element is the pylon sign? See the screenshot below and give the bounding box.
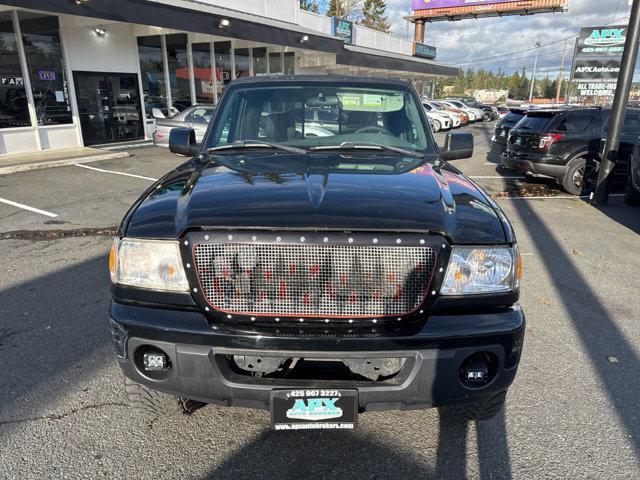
[571,25,627,100]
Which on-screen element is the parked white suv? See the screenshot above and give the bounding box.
[423,107,452,132]
[442,100,484,122]
[423,102,461,128]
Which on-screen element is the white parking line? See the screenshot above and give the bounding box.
[76,163,158,181]
[0,197,58,217]
[471,175,526,179]
[495,193,625,201]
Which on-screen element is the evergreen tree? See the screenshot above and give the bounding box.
[327,0,361,20]
[300,0,320,13]
[360,0,390,32]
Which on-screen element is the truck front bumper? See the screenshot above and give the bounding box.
[109,301,525,412]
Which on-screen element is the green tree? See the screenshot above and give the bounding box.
[360,0,390,32]
[507,71,521,99]
[327,0,361,20]
[300,0,320,13]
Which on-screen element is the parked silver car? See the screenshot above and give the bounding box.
[153,105,216,147]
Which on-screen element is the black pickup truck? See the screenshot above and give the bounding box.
[108,76,524,430]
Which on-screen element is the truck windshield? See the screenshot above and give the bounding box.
[206,83,433,154]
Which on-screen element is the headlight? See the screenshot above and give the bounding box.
[109,238,189,292]
[440,246,522,295]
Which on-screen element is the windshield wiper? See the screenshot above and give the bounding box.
[309,142,423,158]
[207,140,307,155]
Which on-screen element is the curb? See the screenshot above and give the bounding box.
[0,151,131,176]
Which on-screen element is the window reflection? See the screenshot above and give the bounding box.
[192,42,214,104]
[214,41,232,96]
[137,35,167,116]
[269,52,283,75]
[234,48,250,78]
[284,52,295,75]
[165,34,191,111]
[252,47,267,76]
[0,12,30,128]
[19,13,72,126]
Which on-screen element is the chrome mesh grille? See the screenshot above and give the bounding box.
[193,242,435,317]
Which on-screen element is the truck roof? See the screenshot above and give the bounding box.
[228,75,412,87]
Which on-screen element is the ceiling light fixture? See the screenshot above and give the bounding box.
[94,26,107,37]
[300,35,309,44]
[219,18,230,28]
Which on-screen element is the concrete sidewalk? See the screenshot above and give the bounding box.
[0,147,130,175]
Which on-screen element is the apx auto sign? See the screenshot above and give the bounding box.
[576,25,626,57]
[573,59,621,80]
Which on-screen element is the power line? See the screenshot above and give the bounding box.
[444,15,630,66]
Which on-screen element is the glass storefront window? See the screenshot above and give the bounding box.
[252,47,268,76]
[19,13,72,126]
[165,34,191,111]
[214,41,232,96]
[0,12,30,128]
[269,52,283,75]
[283,52,295,75]
[137,35,167,115]
[192,42,214,104]
[234,48,250,79]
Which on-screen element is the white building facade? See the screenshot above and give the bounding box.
[0,0,456,156]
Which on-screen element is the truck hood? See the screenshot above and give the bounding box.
[124,152,508,244]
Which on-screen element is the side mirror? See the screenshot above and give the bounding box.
[169,128,199,156]
[441,132,474,161]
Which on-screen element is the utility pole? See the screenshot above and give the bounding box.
[592,0,640,205]
[529,41,542,102]
[565,38,579,105]
[556,40,568,104]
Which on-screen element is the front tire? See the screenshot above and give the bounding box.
[482,112,492,122]
[440,390,507,422]
[562,157,597,196]
[431,119,442,133]
[125,378,204,421]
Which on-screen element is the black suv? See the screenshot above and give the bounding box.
[490,108,527,155]
[501,107,639,195]
[109,76,524,430]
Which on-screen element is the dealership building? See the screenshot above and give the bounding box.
[0,0,457,156]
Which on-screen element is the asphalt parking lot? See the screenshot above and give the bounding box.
[1,122,639,479]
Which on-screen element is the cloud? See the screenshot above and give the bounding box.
[384,0,631,75]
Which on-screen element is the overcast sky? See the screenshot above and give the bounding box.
[383,0,632,77]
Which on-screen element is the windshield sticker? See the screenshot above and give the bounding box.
[340,95,361,107]
[363,95,383,108]
[337,92,404,112]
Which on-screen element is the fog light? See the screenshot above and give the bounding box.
[460,352,497,387]
[143,352,166,371]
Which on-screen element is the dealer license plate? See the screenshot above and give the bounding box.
[270,389,358,431]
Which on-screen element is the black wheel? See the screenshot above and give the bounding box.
[482,112,492,122]
[562,157,598,196]
[440,390,507,422]
[431,119,442,133]
[125,378,204,421]
[625,177,640,206]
